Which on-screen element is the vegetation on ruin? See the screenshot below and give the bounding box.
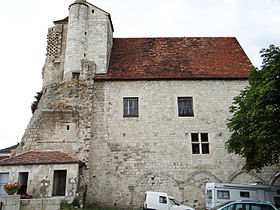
[226,44,280,171]
[31,91,43,114]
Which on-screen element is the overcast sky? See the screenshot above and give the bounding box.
[0,0,279,149]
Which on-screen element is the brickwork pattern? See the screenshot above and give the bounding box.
[87,80,280,209]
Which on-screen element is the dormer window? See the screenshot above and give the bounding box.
[72,72,80,80]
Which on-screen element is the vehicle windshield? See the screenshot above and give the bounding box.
[169,198,180,205]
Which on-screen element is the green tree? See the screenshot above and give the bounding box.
[226,44,280,171]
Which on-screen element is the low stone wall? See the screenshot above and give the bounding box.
[20,198,61,210]
[0,196,61,210]
[0,195,20,210]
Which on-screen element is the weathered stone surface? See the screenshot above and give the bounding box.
[0,195,20,210]
[8,1,280,209]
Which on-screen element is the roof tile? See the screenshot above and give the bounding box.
[0,151,80,166]
[95,37,251,80]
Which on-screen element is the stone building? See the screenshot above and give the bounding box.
[0,0,280,209]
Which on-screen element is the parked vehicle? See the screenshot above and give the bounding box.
[143,191,195,210]
[210,200,278,210]
[206,183,280,209]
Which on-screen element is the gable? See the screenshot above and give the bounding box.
[95,37,251,80]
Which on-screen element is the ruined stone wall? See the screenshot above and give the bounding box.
[43,23,67,87]
[0,164,79,199]
[88,80,280,209]
[17,60,96,201]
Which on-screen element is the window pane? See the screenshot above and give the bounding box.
[0,173,9,195]
[123,98,128,116]
[123,97,138,117]
[240,191,250,198]
[217,190,230,199]
[261,204,275,210]
[72,72,80,79]
[201,133,208,142]
[202,143,209,154]
[207,190,212,199]
[191,133,199,142]
[159,196,167,204]
[235,204,245,210]
[251,204,261,210]
[192,144,200,154]
[178,97,193,116]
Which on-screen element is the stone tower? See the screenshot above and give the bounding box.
[17,0,114,202]
[64,0,114,80]
[64,0,90,80]
[43,0,113,87]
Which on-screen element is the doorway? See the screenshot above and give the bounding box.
[18,172,28,194]
[52,170,67,196]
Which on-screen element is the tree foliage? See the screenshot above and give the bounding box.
[31,91,43,114]
[226,45,280,171]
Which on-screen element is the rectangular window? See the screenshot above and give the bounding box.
[159,196,167,204]
[178,97,194,117]
[72,72,80,80]
[207,190,213,199]
[52,170,67,196]
[18,172,28,195]
[123,97,139,117]
[240,191,250,198]
[0,173,9,195]
[191,133,210,154]
[217,190,230,199]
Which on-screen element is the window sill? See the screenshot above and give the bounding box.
[123,115,139,118]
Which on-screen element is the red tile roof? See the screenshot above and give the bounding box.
[95,37,251,80]
[0,151,80,166]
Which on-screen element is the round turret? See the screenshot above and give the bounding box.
[64,0,89,80]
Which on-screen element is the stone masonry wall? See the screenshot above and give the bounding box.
[64,2,113,80]
[88,80,280,209]
[0,164,79,199]
[17,60,96,200]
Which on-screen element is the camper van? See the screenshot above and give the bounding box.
[205,183,280,209]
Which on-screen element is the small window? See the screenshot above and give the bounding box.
[72,72,80,80]
[66,125,70,130]
[178,97,194,117]
[240,191,250,198]
[217,190,230,199]
[123,97,139,117]
[0,173,9,195]
[159,196,167,204]
[207,190,213,199]
[191,133,210,154]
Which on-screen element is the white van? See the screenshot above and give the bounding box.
[143,191,195,210]
[205,183,280,209]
